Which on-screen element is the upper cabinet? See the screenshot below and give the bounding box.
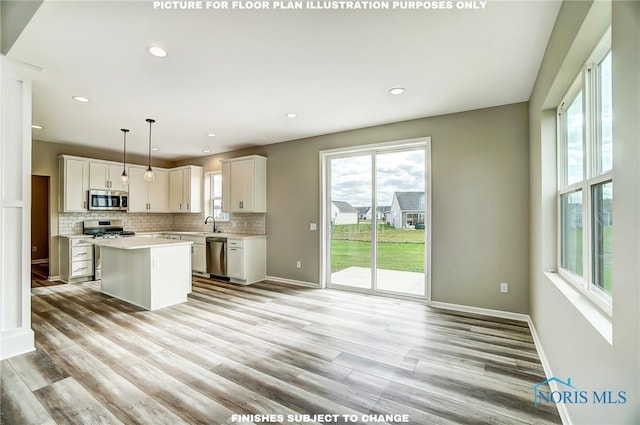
[221,155,267,213]
[169,165,203,213]
[128,166,168,213]
[59,155,202,214]
[59,156,89,212]
[89,161,128,192]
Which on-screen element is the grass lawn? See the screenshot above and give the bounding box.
[331,223,425,273]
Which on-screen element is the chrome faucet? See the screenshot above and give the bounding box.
[204,215,218,233]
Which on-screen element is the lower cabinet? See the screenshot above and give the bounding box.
[227,237,266,285]
[227,240,244,280]
[59,236,94,283]
[179,234,206,274]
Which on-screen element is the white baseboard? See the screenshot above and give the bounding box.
[527,318,572,425]
[0,328,35,360]
[265,276,320,288]
[47,276,61,282]
[31,259,49,265]
[429,301,530,322]
[429,301,571,425]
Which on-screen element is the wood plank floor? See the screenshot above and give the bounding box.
[1,276,561,425]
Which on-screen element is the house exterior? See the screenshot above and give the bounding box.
[365,206,392,224]
[390,192,425,229]
[355,207,370,221]
[331,201,359,225]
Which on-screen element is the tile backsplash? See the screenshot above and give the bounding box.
[173,212,266,235]
[58,211,266,235]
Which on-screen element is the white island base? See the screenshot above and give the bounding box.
[95,238,192,311]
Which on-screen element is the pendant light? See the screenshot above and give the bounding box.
[120,128,130,184]
[143,118,156,182]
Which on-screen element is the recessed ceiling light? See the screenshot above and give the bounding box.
[206,133,216,137]
[388,86,406,95]
[31,125,44,130]
[151,147,159,151]
[147,45,167,58]
[203,150,211,153]
[72,95,89,103]
[285,112,297,118]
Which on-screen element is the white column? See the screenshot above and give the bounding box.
[0,55,35,359]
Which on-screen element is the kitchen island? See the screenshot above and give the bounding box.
[89,237,193,311]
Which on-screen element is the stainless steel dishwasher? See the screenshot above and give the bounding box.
[206,237,227,277]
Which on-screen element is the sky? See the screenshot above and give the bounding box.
[330,148,425,207]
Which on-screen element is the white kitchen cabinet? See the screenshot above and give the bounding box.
[180,235,206,274]
[169,166,203,213]
[221,155,266,213]
[58,156,89,212]
[227,237,266,285]
[59,236,94,283]
[127,166,168,212]
[89,161,128,191]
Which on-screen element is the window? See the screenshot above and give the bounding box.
[208,172,229,222]
[557,34,612,311]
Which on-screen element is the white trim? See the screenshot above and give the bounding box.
[265,275,320,288]
[429,301,529,322]
[47,275,61,282]
[0,329,35,360]
[544,271,612,344]
[527,318,573,425]
[430,300,572,424]
[31,259,49,265]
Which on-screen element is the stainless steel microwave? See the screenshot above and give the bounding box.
[88,190,128,211]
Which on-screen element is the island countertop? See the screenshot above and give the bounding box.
[88,237,193,250]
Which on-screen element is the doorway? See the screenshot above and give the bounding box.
[31,175,50,281]
[321,138,431,299]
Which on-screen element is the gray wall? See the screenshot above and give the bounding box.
[529,1,640,423]
[178,102,531,314]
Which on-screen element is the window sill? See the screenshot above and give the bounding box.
[544,271,612,345]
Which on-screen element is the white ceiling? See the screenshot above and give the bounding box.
[9,0,561,161]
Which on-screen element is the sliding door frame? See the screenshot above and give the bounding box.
[319,137,432,302]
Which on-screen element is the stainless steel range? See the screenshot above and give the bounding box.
[83,220,135,279]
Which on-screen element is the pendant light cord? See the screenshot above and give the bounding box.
[146,118,155,170]
[121,129,129,172]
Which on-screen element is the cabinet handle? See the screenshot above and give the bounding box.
[83,201,86,209]
[187,203,190,210]
[73,252,87,257]
[180,203,182,210]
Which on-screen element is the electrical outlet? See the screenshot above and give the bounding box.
[310,223,317,231]
[32,246,37,252]
[296,260,302,269]
[500,282,509,293]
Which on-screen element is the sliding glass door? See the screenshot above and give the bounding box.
[375,149,426,296]
[329,155,373,291]
[324,139,430,298]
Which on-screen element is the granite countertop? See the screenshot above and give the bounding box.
[86,237,193,250]
[137,231,267,240]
